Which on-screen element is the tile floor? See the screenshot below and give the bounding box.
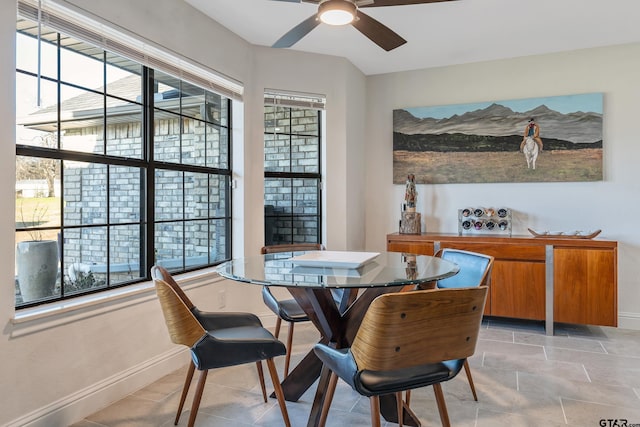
[72,318,640,426]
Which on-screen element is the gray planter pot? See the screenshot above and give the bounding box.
[16,240,59,302]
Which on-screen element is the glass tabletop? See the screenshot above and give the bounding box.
[215,251,460,289]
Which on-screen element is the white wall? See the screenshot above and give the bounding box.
[365,44,640,330]
[240,47,367,255]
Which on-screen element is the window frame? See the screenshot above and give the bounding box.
[263,103,323,246]
[15,21,234,309]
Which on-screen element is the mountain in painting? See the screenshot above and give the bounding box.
[393,103,602,144]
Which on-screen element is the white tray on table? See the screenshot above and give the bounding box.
[288,251,380,269]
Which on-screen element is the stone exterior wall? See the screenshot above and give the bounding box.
[62,116,227,282]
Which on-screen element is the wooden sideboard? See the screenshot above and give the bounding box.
[387,233,618,334]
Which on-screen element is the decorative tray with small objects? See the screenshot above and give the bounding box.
[527,228,602,239]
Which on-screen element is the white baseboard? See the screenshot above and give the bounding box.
[5,347,188,427]
[618,311,640,330]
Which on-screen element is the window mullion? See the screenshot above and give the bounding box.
[144,67,154,276]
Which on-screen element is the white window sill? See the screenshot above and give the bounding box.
[11,267,221,336]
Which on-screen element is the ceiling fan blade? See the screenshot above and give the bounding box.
[272,14,321,48]
[351,11,406,51]
[360,0,456,7]
[269,0,321,3]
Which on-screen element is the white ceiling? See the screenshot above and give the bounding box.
[185,0,640,76]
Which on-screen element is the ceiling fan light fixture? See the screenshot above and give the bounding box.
[318,0,357,26]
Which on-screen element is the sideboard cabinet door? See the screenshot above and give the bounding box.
[491,260,545,320]
[553,247,617,326]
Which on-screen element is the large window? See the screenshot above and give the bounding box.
[264,95,322,245]
[15,16,233,308]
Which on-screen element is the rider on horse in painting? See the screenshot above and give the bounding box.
[520,118,543,152]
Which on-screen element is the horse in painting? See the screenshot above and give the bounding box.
[522,136,539,170]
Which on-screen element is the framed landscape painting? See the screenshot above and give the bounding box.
[393,93,603,184]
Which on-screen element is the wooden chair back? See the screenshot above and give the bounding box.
[154,278,206,348]
[435,249,494,289]
[151,265,196,310]
[261,243,324,254]
[351,287,487,372]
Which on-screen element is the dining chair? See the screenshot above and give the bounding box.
[151,266,288,426]
[433,248,493,290]
[313,286,488,427]
[261,243,324,377]
[435,248,493,402]
[412,248,494,403]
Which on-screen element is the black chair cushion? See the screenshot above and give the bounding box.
[191,326,286,370]
[192,307,263,330]
[277,298,310,322]
[262,287,309,323]
[314,344,465,397]
[355,359,463,396]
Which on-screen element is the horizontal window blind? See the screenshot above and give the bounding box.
[18,0,244,100]
[264,89,326,110]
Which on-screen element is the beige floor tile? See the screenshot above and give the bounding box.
[188,411,254,427]
[195,383,277,424]
[322,380,364,412]
[478,327,515,343]
[82,393,177,427]
[70,421,107,427]
[562,397,640,426]
[600,337,640,357]
[461,365,519,399]
[518,371,640,409]
[483,352,591,383]
[475,408,569,427]
[321,407,379,427]
[131,366,186,402]
[584,364,640,389]
[403,387,478,427]
[514,331,608,353]
[475,339,546,360]
[546,345,640,368]
[73,320,640,427]
[253,398,312,427]
[205,362,269,392]
[478,388,566,424]
[545,346,640,389]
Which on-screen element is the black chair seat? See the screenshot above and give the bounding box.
[313,346,463,397]
[357,360,463,396]
[192,307,263,330]
[192,326,287,370]
[277,298,310,322]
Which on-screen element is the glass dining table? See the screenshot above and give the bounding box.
[216,250,459,427]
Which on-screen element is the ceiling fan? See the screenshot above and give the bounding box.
[271,0,456,52]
